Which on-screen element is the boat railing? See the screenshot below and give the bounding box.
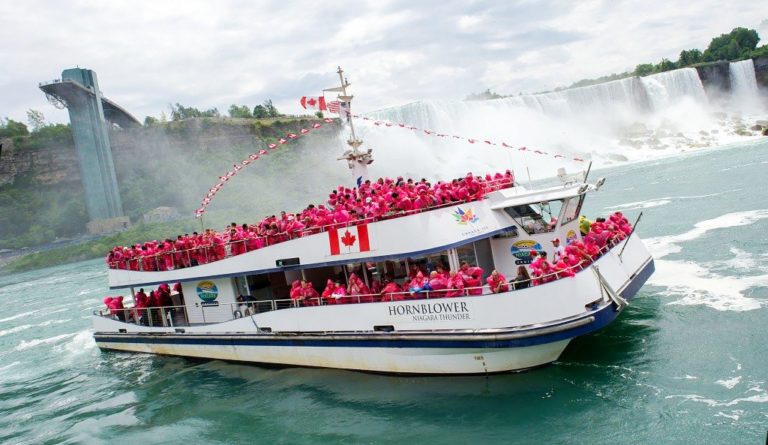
[96,242,621,328]
[106,178,516,271]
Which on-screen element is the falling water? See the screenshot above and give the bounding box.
[729,59,762,111]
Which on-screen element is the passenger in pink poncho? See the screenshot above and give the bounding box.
[460,262,484,295]
[300,280,320,306]
[486,270,509,293]
[321,279,336,305]
[428,271,448,297]
[379,281,404,302]
[445,271,465,297]
[289,280,303,305]
[332,280,351,304]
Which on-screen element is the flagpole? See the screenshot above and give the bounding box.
[333,66,372,185]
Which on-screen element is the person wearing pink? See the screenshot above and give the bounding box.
[486,270,510,293]
[445,271,465,297]
[379,281,404,302]
[321,279,337,305]
[428,271,448,297]
[408,271,429,298]
[300,281,320,306]
[289,280,303,305]
[460,262,484,295]
[229,228,245,256]
[332,281,350,304]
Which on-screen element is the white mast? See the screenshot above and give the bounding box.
[332,66,373,186]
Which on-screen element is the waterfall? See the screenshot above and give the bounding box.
[640,68,708,109]
[359,64,760,178]
[729,59,762,111]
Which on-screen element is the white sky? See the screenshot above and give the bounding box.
[1,0,765,124]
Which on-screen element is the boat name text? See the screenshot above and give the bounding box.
[388,301,470,321]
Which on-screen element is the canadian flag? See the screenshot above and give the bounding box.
[328,224,370,255]
[300,96,327,111]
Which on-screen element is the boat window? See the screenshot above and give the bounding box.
[503,201,562,234]
[561,195,585,225]
[456,244,477,267]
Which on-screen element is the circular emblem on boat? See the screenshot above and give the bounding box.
[511,240,542,264]
[196,280,219,303]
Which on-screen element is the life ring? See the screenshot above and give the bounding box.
[233,310,243,319]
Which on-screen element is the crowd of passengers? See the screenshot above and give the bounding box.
[102,212,632,320]
[105,171,515,270]
[286,211,633,305]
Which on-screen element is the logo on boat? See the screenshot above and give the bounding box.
[196,281,219,304]
[511,239,542,265]
[566,229,577,244]
[452,207,479,225]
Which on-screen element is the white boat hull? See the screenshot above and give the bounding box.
[94,233,654,374]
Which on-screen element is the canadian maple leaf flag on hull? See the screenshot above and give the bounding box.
[328,224,370,255]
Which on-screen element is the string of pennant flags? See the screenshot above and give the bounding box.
[194,118,335,218]
[349,114,586,163]
[196,97,587,218]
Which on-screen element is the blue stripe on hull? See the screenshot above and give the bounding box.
[621,258,655,301]
[96,302,622,350]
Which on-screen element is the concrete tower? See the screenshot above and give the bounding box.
[40,68,140,233]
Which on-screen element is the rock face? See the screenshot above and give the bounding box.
[753,55,768,88]
[696,61,732,94]
[0,139,80,187]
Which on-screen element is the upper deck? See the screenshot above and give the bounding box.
[107,183,591,289]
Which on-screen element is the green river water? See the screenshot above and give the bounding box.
[0,140,766,444]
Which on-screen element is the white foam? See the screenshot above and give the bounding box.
[604,198,672,211]
[0,310,39,323]
[0,324,33,337]
[15,333,77,351]
[649,259,765,311]
[646,209,768,260]
[714,410,743,421]
[666,393,768,407]
[53,329,97,355]
[715,376,742,389]
[0,361,20,372]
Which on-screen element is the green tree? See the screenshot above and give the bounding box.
[228,104,253,118]
[677,49,702,67]
[703,27,760,61]
[655,58,676,72]
[253,104,268,118]
[263,99,280,118]
[26,109,46,131]
[144,116,159,126]
[0,118,29,138]
[634,63,655,76]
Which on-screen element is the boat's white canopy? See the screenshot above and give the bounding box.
[488,183,589,210]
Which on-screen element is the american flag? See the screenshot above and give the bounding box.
[327,100,340,113]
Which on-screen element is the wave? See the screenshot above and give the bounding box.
[0,310,39,323]
[15,332,77,351]
[644,209,768,259]
[0,324,33,337]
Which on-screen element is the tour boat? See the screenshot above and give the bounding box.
[92,68,655,374]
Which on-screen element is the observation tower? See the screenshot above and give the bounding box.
[39,68,140,233]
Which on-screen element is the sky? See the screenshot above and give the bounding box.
[1,0,766,125]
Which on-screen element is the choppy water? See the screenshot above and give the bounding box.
[1,140,767,444]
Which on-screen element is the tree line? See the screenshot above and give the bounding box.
[143,99,287,125]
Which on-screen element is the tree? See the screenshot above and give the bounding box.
[315,111,324,119]
[228,104,253,118]
[634,63,655,77]
[26,109,46,131]
[252,104,268,118]
[677,49,702,67]
[655,58,676,72]
[263,99,280,118]
[0,118,29,138]
[144,116,159,126]
[703,27,760,61]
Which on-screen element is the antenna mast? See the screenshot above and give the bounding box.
[333,66,372,185]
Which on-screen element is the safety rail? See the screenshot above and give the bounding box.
[106,178,517,271]
[96,241,622,328]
